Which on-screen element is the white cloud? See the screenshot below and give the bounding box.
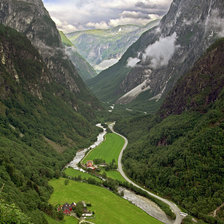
[127,57,141,67]
[43,0,172,32]
[142,32,178,69]
[206,9,224,38]
[86,21,109,30]
[52,17,78,33]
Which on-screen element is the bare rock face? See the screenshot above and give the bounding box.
[118,0,224,104]
[0,0,82,94]
[89,0,224,108]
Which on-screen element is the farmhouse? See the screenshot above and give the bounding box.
[86,160,96,170]
[58,202,76,215]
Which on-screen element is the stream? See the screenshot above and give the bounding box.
[66,123,173,224]
[66,123,106,172]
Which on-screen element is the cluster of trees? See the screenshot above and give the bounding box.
[115,91,224,222]
[114,39,224,224]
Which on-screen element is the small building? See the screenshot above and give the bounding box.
[86,160,96,170]
[58,202,76,215]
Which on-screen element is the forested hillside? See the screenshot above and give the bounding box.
[0,24,100,223]
[115,38,224,224]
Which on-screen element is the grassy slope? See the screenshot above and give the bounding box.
[83,133,124,164]
[45,215,78,224]
[59,31,73,46]
[64,168,101,183]
[49,178,162,224]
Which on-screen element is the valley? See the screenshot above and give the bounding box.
[0,0,224,223]
[48,122,178,224]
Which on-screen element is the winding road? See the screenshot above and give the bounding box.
[109,122,185,224]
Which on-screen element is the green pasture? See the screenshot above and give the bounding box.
[64,168,102,183]
[49,178,162,224]
[45,214,78,224]
[83,133,124,164]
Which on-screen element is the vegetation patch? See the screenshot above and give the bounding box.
[49,178,162,224]
[83,133,124,164]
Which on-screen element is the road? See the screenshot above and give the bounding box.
[109,122,185,224]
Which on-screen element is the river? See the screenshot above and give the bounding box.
[66,123,181,224]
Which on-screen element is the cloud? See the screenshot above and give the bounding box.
[43,0,172,32]
[206,9,224,38]
[86,21,109,29]
[121,11,151,19]
[127,57,141,67]
[52,17,78,33]
[142,32,178,69]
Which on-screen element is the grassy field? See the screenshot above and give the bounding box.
[45,214,78,224]
[64,168,102,182]
[83,133,124,164]
[101,170,126,182]
[49,178,162,224]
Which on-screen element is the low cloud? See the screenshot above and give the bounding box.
[206,9,224,38]
[121,11,151,19]
[52,17,78,33]
[127,57,141,67]
[86,21,109,29]
[142,32,178,69]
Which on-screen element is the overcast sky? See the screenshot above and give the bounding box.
[43,0,172,33]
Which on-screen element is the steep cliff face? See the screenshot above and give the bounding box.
[88,0,224,110]
[0,0,97,105]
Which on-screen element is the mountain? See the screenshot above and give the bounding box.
[88,0,224,112]
[0,0,102,223]
[115,38,224,224]
[0,23,100,224]
[66,20,159,73]
[0,0,99,107]
[59,31,97,81]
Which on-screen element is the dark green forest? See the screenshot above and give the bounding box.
[0,24,100,223]
[115,38,224,224]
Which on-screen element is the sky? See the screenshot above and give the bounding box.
[42,0,172,33]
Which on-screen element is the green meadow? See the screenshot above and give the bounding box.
[83,133,124,164]
[101,170,126,182]
[49,178,162,224]
[64,168,102,183]
[45,215,78,224]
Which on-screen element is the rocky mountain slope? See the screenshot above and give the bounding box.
[0,23,99,224]
[0,0,99,110]
[88,0,224,112]
[0,0,102,223]
[66,20,159,73]
[116,38,224,224]
[60,31,97,81]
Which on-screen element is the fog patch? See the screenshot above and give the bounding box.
[127,57,141,67]
[142,32,178,69]
[206,10,224,38]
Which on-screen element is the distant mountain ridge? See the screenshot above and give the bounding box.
[88,0,224,112]
[60,31,97,81]
[66,20,159,73]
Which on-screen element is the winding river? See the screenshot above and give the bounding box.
[66,123,185,224]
